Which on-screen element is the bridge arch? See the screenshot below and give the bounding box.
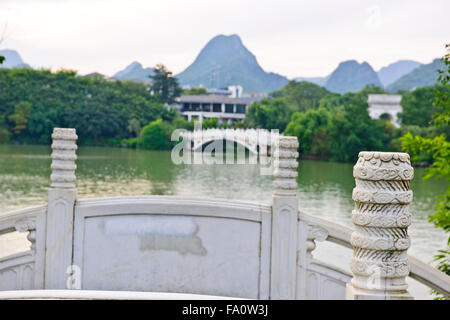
[192,138,259,155]
[180,129,278,155]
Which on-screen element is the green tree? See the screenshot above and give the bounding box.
[0,68,164,144]
[398,85,450,127]
[271,81,330,112]
[0,116,10,143]
[246,98,291,131]
[433,43,450,127]
[0,126,10,143]
[284,107,332,157]
[183,86,209,95]
[128,118,141,138]
[161,107,177,122]
[400,44,450,297]
[201,118,219,129]
[8,101,32,134]
[172,117,194,131]
[326,92,385,162]
[149,64,183,105]
[140,119,174,150]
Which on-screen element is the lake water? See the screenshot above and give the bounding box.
[0,144,447,299]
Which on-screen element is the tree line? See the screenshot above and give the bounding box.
[0,64,241,150]
[0,61,448,163]
[0,68,166,145]
[245,81,449,162]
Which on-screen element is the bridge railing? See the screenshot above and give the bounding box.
[298,212,450,298]
[0,128,449,299]
[0,204,46,290]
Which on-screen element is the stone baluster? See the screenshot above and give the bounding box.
[270,136,299,299]
[346,151,414,300]
[15,218,37,251]
[305,224,329,259]
[44,128,78,289]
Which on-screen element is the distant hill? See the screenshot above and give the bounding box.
[386,58,445,92]
[0,49,30,69]
[294,76,329,86]
[377,60,422,87]
[325,60,382,93]
[175,34,289,93]
[112,61,154,82]
[295,59,424,90]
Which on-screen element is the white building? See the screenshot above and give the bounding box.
[207,85,244,98]
[368,94,402,127]
[227,85,243,98]
[176,95,251,123]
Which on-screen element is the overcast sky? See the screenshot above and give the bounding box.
[0,0,449,79]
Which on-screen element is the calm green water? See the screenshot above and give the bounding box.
[0,145,447,282]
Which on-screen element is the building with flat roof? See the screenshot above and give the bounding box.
[175,95,251,123]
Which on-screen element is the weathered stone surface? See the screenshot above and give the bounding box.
[273,136,299,197]
[45,128,78,289]
[270,136,299,300]
[347,151,414,299]
[50,128,78,188]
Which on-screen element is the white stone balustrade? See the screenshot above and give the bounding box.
[1,127,449,299]
[346,151,414,299]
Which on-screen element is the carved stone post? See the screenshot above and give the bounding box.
[346,152,414,300]
[270,136,299,299]
[44,128,78,289]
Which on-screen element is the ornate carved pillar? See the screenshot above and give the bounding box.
[44,128,78,289]
[346,152,414,299]
[270,136,299,299]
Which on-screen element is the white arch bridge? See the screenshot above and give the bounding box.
[178,128,281,155]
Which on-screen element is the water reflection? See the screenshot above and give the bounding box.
[76,147,182,196]
[0,145,447,266]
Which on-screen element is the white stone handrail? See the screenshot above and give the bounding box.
[408,256,450,297]
[75,195,272,215]
[0,290,245,300]
[0,205,45,236]
[299,212,352,249]
[299,212,450,298]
